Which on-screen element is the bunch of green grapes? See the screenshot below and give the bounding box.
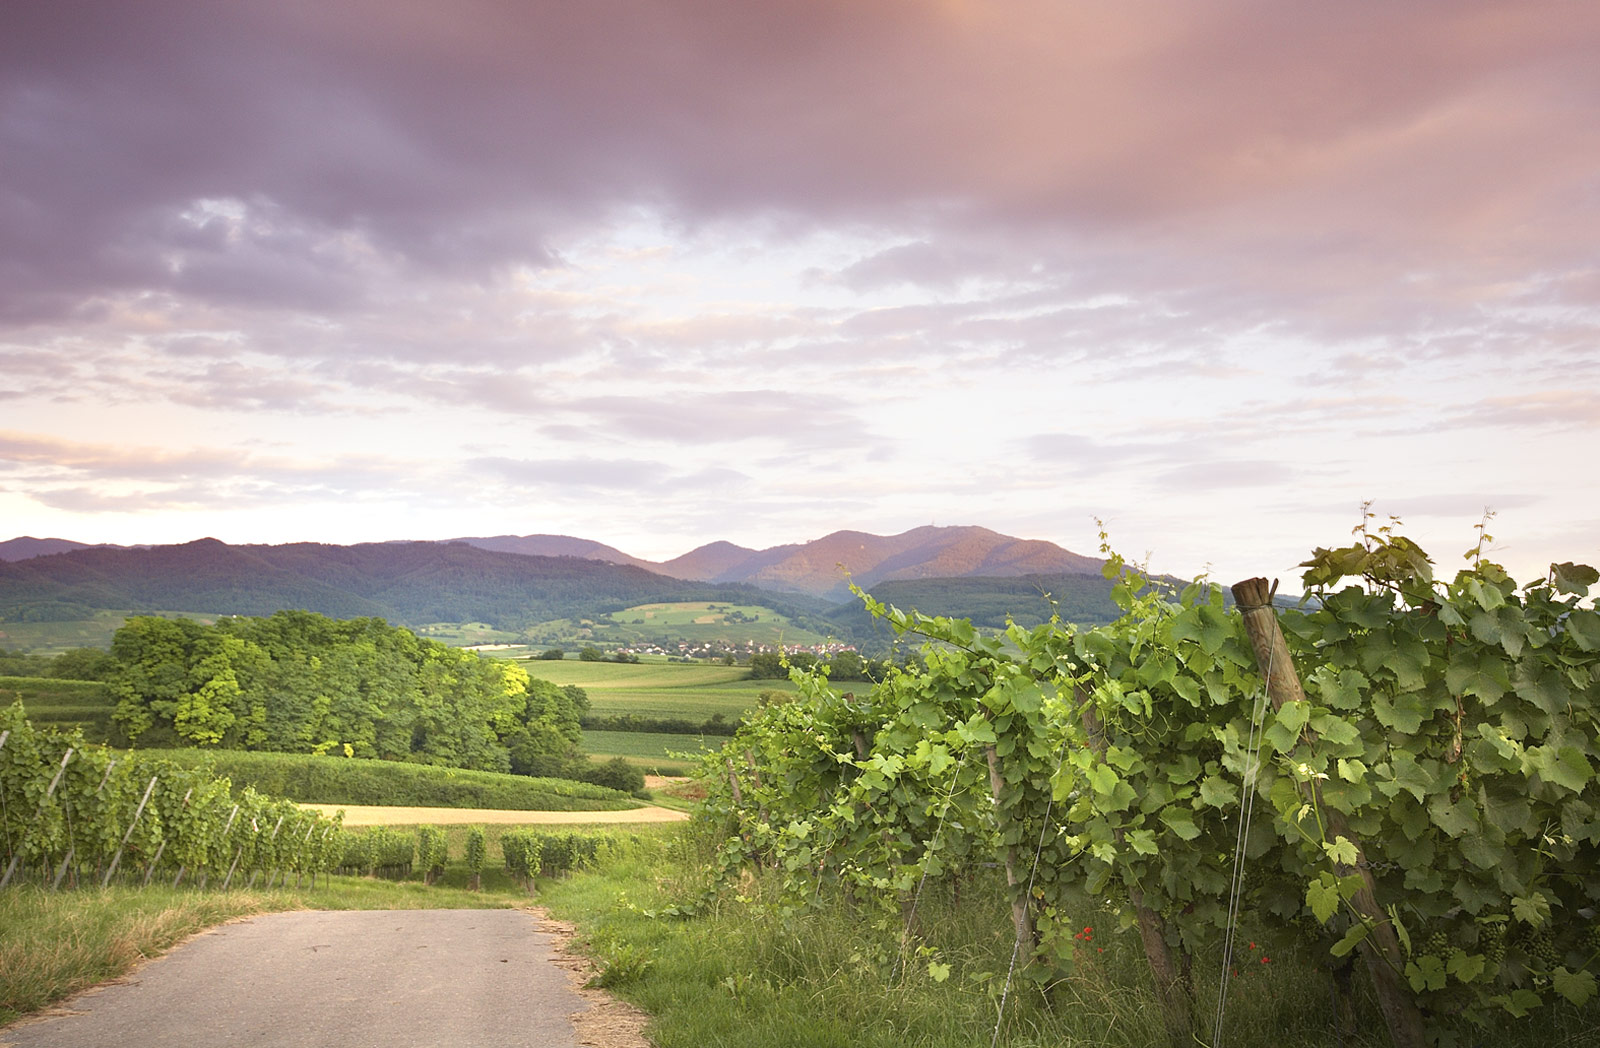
[1479,922,1507,967]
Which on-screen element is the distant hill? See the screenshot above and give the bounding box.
[656,540,762,581]
[0,526,1114,638]
[452,534,654,569]
[0,537,98,562]
[0,539,740,629]
[659,526,1104,599]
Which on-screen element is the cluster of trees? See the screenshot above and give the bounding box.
[104,611,605,783]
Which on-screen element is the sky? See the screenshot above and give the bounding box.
[2,0,1598,589]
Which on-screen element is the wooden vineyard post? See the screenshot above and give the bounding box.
[1079,692,1193,1045]
[1231,577,1426,1048]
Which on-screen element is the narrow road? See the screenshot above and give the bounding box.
[1,910,588,1048]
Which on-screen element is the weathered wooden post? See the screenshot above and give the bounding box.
[1232,577,1425,1048]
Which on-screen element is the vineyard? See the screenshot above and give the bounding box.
[693,522,1600,1046]
[0,704,344,892]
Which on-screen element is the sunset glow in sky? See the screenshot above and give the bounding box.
[3,1,1598,587]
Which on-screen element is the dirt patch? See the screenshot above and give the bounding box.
[529,907,654,1048]
[640,775,689,790]
[299,803,688,826]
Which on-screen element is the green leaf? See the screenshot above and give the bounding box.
[1158,806,1201,840]
[1086,764,1120,797]
[1276,700,1311,734]
[1528,745,1593,794]
[1323,835,1359,866]
[1406,955,1447,992]
[1199,774,1239,808]
[1336,758,1367,783]
[1373,692,1431,734]
[1512,891,1551,929]
[1552,967,1596,1006]
[1447,950,1486,984]
[1566,609,1600,652]
[927,961,952,983]
[1127,828,1159,855]
[1428,795,1478,838]
[1491,988,1542,1018]
[1331,922,1370,958]
[1307,874,1340,924]
[1552,562,1599,597]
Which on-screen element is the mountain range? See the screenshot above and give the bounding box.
[438,525,1103,599]
[0,526,1119,633]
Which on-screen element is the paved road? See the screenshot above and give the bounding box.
[1,910,587,1048]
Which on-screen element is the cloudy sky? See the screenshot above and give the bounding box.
[3,0,1597,587]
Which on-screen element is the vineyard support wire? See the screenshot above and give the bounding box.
[103,773,158,888]
[990,737,1066,1048]
[2,747,74,889]
[1210,635,1273,1048]
[894,748,971,984]
[0,729,11,865]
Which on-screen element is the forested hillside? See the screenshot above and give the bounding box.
[0,538,809,630]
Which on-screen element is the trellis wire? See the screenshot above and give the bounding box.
[1210,636,1275,1047]
[893,749,971,983]
[990,738,1067,1048]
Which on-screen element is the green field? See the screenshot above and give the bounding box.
[525,600,834,650]
[0,609,228,654]
[526,661,795,720]
[583,729,718,773]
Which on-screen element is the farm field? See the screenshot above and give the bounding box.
[300,802,688,825]
[0,609,225,654]
[583,729,714,774]
[527,660,795,720]
[525,599,834,650]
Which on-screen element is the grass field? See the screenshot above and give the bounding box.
[583,729,716,774]
[528,661,795,720]
[526,600,834,650]
[0,609,225,654]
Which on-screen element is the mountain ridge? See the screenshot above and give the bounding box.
[2,525,1105,601]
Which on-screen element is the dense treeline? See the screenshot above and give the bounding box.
[106,610,589,778]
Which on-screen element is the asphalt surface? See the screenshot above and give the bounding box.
[1,909,587,1048]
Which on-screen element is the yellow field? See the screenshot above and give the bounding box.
[301,803,688,826]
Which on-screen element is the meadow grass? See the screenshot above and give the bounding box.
[539,830,1600,1048]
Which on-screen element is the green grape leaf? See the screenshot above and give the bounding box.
[1323,835,1360,866]
[1552,967,1597,1006]
[1491,988,1543,1018]
[1566,609,1600,651]
[1158,806,1200,840]
[1087,764,1120,796]
[1276,700,1312,734]
[1199,774,1239,808]
[1428,795,1478,838]
[1446,950,1485,984]
[1551,562,1599,596]
[1511,891,1551,928]
[1373,693,1430,734]
[1330,922,1371,958]
[1127,828,1159,855]
[1307,874,1340,924]
[1406,955,1447,992]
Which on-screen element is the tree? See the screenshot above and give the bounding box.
[538,648,565,660]
[578,646,604,662]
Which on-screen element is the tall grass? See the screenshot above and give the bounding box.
[539,833,1600,1048]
